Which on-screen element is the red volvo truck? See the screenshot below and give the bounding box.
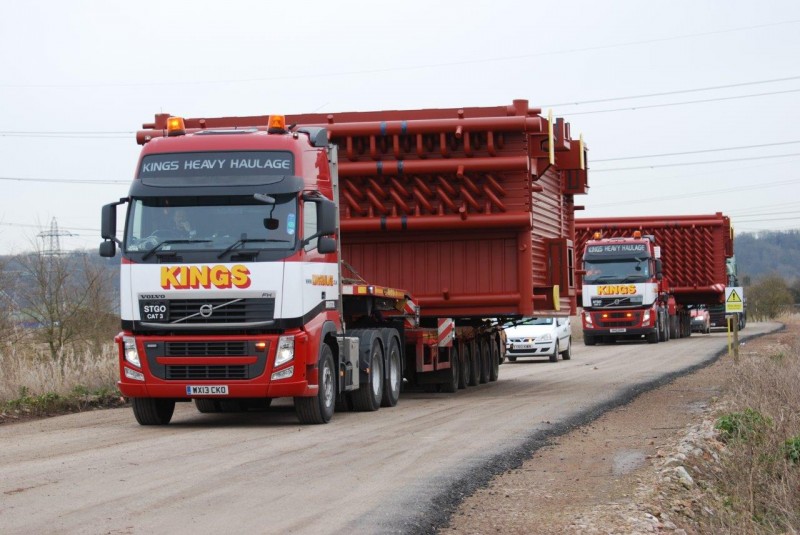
[99,99,588,425]
[574,213,733,345]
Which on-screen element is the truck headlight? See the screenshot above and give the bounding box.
[124,367,144,381]
[275,335,295,367]
[123,336,141,367]
[584,312,593,326]
[642,310,651,323]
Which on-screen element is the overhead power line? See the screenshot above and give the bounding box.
[0,176,128,185]
[592,152,800,172]
[594,140,800,162]
[564,88,800,116]
[544,75,800,107]
[1,20,798,89]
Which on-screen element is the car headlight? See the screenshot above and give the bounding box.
[123,336,141,367]
[275,335,295,367]
[539,333,552,342]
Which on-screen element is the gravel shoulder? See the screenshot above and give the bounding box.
[441,323,785,534]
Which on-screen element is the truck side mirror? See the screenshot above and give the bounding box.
[99,240,116,257]
[317,198,337,236]
[101,203,117,240]
[318,236,337,254]
[655,259,663,279]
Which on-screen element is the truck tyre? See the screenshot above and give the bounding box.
[583,333,596,346]
[294,343,336,424]
[440,345,460,393]
[658,314,667,342]
[194,399,219,413]
[561,338,572,360]
[381,335,402,407]
[489,338,500,382]
[479,338,491,383]
[132,398,175,425]
[458,344,471,389]
[468,342,481,386]
[647,331,659,344]
[351,337,384,411]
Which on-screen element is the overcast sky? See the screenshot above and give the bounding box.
[1,1,799,254]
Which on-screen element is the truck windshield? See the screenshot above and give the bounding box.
[583,258,650,284]
[124,195,297,255]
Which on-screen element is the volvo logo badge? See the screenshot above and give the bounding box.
[199,304,214,318]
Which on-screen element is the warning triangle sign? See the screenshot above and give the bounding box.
[727,289,742,303]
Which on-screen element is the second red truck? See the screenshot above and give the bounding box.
[575,213,733,345]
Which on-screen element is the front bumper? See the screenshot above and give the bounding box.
[116,332,317,399]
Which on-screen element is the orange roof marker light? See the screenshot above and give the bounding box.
[593,232,602,240]
[166,116,186,137]
[633,230,642,239]
[268,115,287,134]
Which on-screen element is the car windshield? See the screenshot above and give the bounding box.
[583,258,650,284]
[124,195,297,255]
[519,317,554,326]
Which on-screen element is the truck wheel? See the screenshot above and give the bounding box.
[440,345,460,393]
[583,334,596,346]
[550,341,559,362]
[561,338,572,360]
[647,331,659,344]
[194,399,219,413]
[458,344,471,389]
[351,337,384,411]
[294,343,336,424]
[658,315,667,342]
[132,398,175,425]
[381,335,402,407]
[468,343,481,386]
[479,338,490,383]
[489,339,500,381]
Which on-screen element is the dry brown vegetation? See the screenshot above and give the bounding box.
[692,314,800,533]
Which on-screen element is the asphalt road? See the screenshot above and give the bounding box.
[0,322,779,535]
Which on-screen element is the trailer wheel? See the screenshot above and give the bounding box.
[479,338,491,383]
[351,337,384,411]
[489,338,500,381]
[440,345,460,393]
[381,335,401,407]
[561,337,572,360]
[468,342,480,386]
[294,343,336,424]
[458,344,471,389]
[669,316,679,339]
[132,398,175,425]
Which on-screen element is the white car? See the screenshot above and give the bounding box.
[504,317,572,362]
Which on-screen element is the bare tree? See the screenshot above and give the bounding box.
[14,244,115,360]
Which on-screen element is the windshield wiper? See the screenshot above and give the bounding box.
[216,238,291,259]
[142,239,211,261]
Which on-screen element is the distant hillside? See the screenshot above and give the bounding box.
[735,230,800,283]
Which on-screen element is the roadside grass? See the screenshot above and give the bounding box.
[697,313,800,533]
[0,338,123,423]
